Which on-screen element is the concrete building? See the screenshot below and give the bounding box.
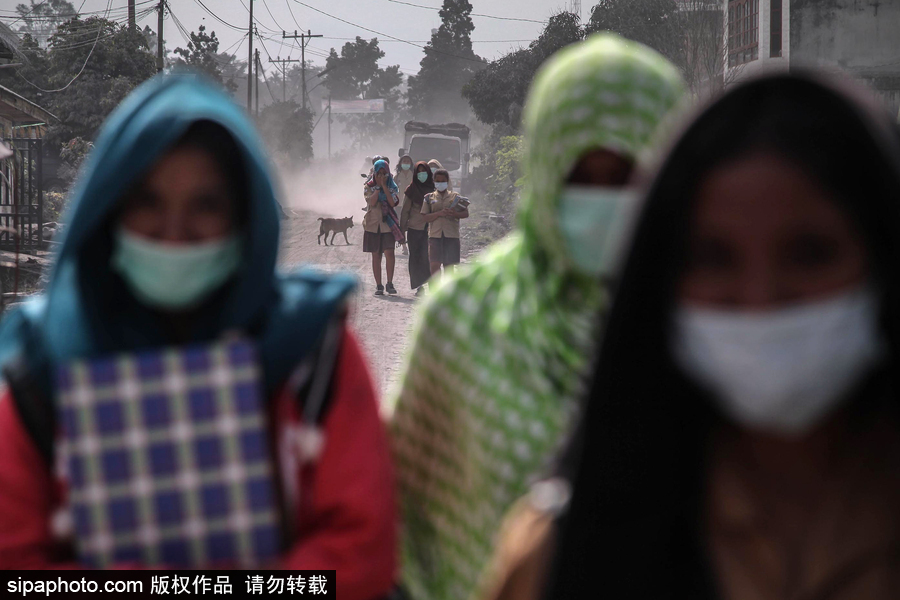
[725,0,900,113]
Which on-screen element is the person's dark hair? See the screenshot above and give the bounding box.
[396,154,413,176]
[175,120,249,223]
[543,72,900,599]
[405,161,435,204]
[433,169,450,181]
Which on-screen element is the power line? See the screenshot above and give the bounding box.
[258,54,277,103]
[16,0,113,93]
[290,0,484,64]
[260,0,287,33]
[269,56,299,102]
[321,36,532,43]
[166,3,193,46]
[7,0,51,25]
[48,8,156,51]
[217,30,250,59]
[385,0,546,24]
[258,31,328,59]
[27,5,146,51]
[285,0,303,31]
[237,0,280,35]
[191,0,244,31]
[0,1,154,21]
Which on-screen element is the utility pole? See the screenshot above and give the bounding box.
[255,50,260,117]
[269,57,300,102]
[283,30,322,111]
[247,0,254,111]
[156,1,164,73]
[327,95,332,160]
[128,0,136,29]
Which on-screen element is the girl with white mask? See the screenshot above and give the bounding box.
[391,34,686,600]
[533,73,900,600]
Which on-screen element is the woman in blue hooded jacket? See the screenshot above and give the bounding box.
[0,75,396,598]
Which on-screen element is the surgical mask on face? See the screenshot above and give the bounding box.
[430,167,438,175]
[556,185,639,277]
[417,172,428,183]
[435,182,449,192]
[112,227,242,311]
[671,286,885,435]
[401,163,411,171]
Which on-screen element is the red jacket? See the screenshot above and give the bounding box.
[0,328,397,600]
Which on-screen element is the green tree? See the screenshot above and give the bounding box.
[15,0,77,48]
[323,37,404,149]
[173,25,236,93]
[406,0,484,121]
[462,12,583,127]
[42,16,157,145]
[586,0,681,60]
[218,52,248,94]
[256,100,313,163]
[0,33,50,105]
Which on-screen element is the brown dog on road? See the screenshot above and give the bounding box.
[317,217,354,246]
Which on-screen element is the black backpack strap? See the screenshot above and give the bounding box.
[2,353,54,467]
[286,306,348,428]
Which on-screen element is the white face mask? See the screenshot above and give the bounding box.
[401,163,411,170]
[557,185,639,277]
[435,181,449,192]
[671,286,885,435]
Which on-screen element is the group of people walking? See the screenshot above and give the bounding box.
[363,155,468,297]
[0,29,899,600]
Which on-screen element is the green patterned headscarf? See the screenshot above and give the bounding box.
[493,32,687,372]
[390,34,685,600]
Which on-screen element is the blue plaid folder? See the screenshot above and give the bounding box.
[56,338,282,569]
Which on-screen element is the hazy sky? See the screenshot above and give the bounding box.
[0,0,581,78]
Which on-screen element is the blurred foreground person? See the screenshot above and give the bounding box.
[518,73,900,600]
[389,34,684,600]
[400,162,435,296]
[364,159,404,295]
[0,76,396,598]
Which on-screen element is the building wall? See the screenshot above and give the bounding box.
[726,0,900,114]
[724,0,790,84]
[790,0,900,114]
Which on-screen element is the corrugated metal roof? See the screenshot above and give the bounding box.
[0,84,56,124]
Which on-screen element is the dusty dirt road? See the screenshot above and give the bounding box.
[278,210,420,400]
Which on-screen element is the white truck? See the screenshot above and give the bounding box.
[399,121,471,193]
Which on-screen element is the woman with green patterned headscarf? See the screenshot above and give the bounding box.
[388,34,686,600]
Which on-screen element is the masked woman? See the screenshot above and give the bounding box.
[534,73,900,599]
[422,169,468,277]
[400,162,434,296]
[389,35,685,600]
[394,155,415,256]
[364,159,404,295]
[0,76,396,599]
[395,155,415,198]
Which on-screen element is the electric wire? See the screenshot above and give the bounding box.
[290,0,484,64]
[192,0,245,32]
[15,0,113,93]
[385,0,545,23]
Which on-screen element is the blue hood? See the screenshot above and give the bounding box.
[0,74,355,398]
